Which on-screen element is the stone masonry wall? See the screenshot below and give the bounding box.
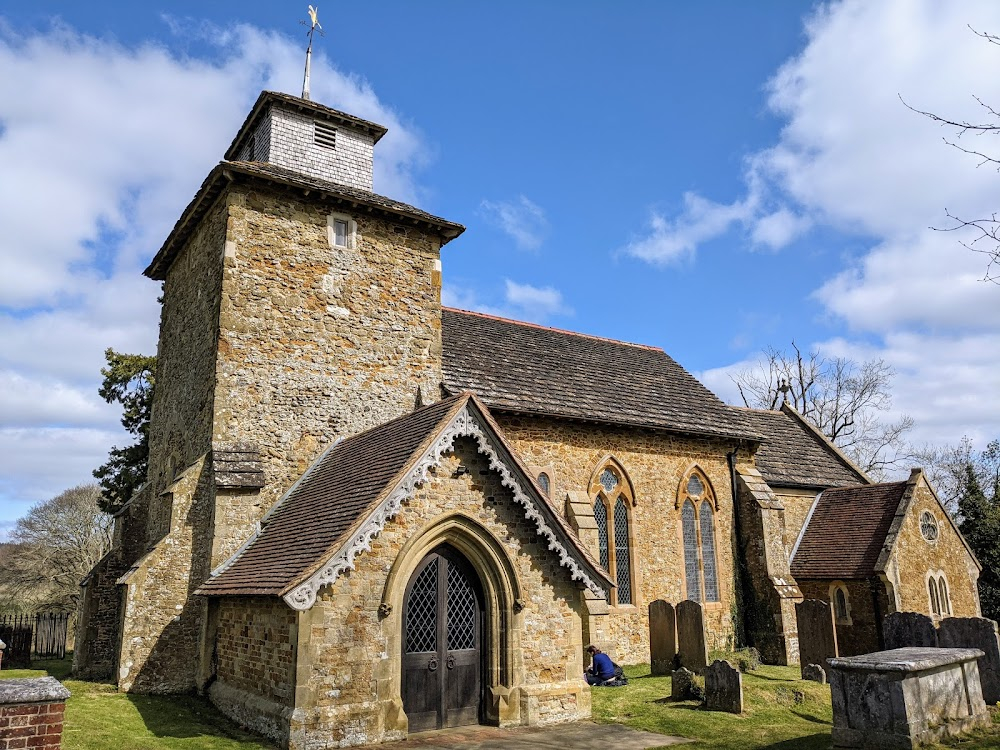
[284,437,591,749]
[266,107,375,191]
[492,414,739,664]
[144,198,228,543]
[209,186,444,569]
[797,578,889,657]
[773,487,820,555]
[888,475,980,619]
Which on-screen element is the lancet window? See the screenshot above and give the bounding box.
[678,468,720,604]
[590,460,635,606]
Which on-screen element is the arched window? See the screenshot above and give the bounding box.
[938,577,950,615]
[589,459,635,606]
[537,472,550,497]
[929,577,941,616]
[830,582,851,624]
[678,468,720,603]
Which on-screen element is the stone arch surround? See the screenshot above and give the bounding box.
[380,512,526,727]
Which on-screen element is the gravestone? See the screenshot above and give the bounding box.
[795,599,837,680]
[939,617,1000,705]
[676,599,708,672]
[883,611,938,649]
[828,647,987,748]
[704,659,743,713]
[671,667,695,700]
[649,600,676,676]
[802,663,827,684]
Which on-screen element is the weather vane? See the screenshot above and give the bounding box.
[300,5,324,100]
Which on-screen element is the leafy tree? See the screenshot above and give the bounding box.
[732,342,913,478]
[92,349,156,513]
[0,484,112,612]
[903,27,1000,284]
[957,462,1000,621]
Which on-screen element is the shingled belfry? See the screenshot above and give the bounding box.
[73,88,983,749]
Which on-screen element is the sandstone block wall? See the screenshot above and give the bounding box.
[888,477,980,619]
[772,487,820,556]
[493,415,739,663]
[210,187,445,567]
[281,438,591,749]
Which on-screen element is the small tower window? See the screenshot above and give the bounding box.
[537,472,550,497]
[334,219,348,247]
[314,120,337,150]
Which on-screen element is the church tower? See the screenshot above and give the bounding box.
[74,90,464,691]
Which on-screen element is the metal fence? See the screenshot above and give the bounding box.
[0,612,70,668]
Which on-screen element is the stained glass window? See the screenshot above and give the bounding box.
[537,472,550,497]
[682,500,701,602]
[700,500,719,602]
[834,587,849,621]
[920,511,939,542]
[614,498,632,605]
[600,469,618,494]
[594,498,610,603]
[405,558,438,653]
[687,474,704,497]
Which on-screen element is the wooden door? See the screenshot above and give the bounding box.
[402,548,482,732]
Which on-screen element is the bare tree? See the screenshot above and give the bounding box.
[733,343,914,478]
[902,26,1000,284]
[0,484,113,612]
[913,437,1000,515]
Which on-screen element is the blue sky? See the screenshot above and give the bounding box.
[2,1,1000,537]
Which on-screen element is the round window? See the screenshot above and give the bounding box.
[920,511,939,542]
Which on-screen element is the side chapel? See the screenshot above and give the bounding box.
[74,90,982,748]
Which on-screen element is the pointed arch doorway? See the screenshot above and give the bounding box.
[402,545,484,732]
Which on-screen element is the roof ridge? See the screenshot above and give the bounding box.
[443,307,664,352]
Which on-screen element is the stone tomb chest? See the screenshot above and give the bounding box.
[828,647,988,748]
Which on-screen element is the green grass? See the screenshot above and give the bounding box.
[592,664,1000,750]
[1,658,273,750]
[5,657,1000,749]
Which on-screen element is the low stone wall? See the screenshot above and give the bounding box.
[0,677,71,750]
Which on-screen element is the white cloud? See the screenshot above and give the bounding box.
[668,0,1000,452]
[442,279,572,324]
[479,195,548,250]
[0,19,433,513]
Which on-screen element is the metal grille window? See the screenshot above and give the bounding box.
[682,500,701,602]
[614,498,632,605]
[314,120,337,149]
[447,563,477,650]
[700,500,719,602]
[594,498,609,571]
[405,559,438,653]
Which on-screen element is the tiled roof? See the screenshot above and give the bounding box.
[737,407,868,488]
[198,393,612,599]
[225,91,389,161]
[791,482,908,579]
[144,161,464,280]
[198,396,465,597]
[440,308,760,441]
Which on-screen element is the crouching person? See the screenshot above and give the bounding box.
[584,644,616,685]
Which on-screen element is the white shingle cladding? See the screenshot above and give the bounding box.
[238,110,272,162]
[262,106,375,191]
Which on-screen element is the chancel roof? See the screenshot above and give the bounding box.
[441,308,760,441]
[197,393,612,607]
[790,482,908,579]
[737,406,868,489]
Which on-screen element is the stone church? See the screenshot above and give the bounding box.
[74,90,982,748]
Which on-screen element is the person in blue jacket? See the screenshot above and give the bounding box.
[584,644,616,685]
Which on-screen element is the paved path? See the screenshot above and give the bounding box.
[376,721,688,749]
